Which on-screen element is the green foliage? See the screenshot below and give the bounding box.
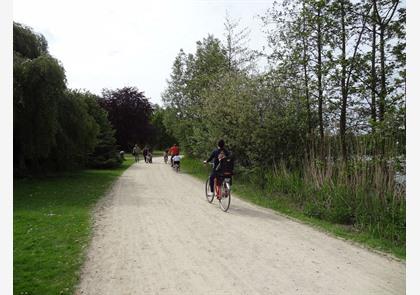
[162,2,405,252]
[162,35,230,155]
[13,22,48,59]
[78,91,122,169]
[46,90,100,170]
[14,53,66,173]
[13,23,121,175]
[150,106,177,150]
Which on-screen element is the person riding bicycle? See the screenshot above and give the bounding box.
[169,144,180,167]
[163,148,169,163]
[142,146,149,162]
[146,150,153,163]
[132,144,140,162]
[203,139,230,196]
[172,154,181,170]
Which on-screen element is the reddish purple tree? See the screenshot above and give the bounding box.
[99,87,154,151]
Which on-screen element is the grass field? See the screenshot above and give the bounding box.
[181,156,405,259]
[13,157,134,295]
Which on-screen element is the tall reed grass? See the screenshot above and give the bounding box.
[241,137,405,248]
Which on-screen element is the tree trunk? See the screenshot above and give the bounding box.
[340,1,348,162]
[316,6,324,158]
[303,46,311,137]
[302,2,312,155]
[371,21,377,130]
[378,28,386,122]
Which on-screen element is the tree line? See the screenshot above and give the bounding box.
[162,0,405,245]
[13,23,172,176]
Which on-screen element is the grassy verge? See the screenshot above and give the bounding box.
[181,156,405,259]
[13,157,134,295]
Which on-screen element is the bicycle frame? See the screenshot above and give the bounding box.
[204,161,232,211]
[215,176,231,197]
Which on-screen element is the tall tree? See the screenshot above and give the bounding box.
[150,106,177,150]
[99,87,154,151]
[77,91,122,168]
[372,0,399,123]
[13,23,67,172]
[223,12,255,73]
[328,0,370,161]
[48,90,100,170]
[163,35,229,155]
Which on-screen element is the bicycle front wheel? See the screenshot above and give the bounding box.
[205,178,214,203]
[219,180,231,212]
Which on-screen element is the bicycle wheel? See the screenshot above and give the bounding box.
[205,177,214,203]
[219,180,231,212]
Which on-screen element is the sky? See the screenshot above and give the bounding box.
[13,0,274,105]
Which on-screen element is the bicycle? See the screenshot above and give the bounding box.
[173,161,180,172]
[145,153,153,163]
[204,163,232,212]
[172,156,181,172]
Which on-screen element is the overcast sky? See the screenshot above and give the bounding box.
[13,0,274,105]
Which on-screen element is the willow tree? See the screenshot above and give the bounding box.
[13,23,66,172]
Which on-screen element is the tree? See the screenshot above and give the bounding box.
[13,22,123,174]
[79,91,122,168]
[162,35,230,155]
[223,12,255,73]
[13,23,67,173]
[149,106,177,150]
[47,90,100,170]
[13,22,48,59]
[327,0,371,161]
[99,87,154,151]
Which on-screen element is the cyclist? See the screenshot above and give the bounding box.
[142,146,149,162]
[173,154,181,170]
[169,143,180,167]
[146,150,153,163]
[132,144,140,162]
[163,148,169,163]
[203,139,230,196]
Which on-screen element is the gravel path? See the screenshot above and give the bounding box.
[75,157,405,295]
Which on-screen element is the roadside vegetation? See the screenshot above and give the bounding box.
[162,1,406,258]
[13,157,134,295]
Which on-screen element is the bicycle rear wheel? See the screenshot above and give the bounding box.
[219,180,231,212]
[205,177,214,203]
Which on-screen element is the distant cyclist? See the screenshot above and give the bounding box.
[142,146,149,162]
[169,143,180,167]
[132,144,140,162]
[163,148,169,164]
[203,139,230,196]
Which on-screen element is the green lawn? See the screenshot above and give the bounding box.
[181,156,405,260]
[13,158,134,295]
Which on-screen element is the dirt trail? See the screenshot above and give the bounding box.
[76,157,405,295]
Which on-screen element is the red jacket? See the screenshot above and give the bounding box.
[170,146,180,156]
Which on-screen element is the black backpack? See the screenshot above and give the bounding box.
[216,154,235,176]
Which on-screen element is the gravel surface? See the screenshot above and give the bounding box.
[75,157,405,295]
